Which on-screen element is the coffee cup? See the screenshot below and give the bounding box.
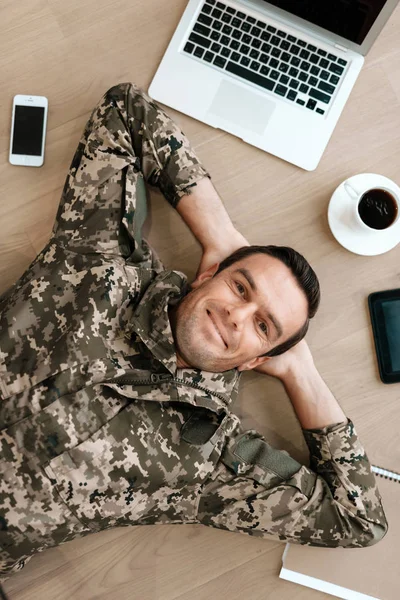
[344,181,400,233]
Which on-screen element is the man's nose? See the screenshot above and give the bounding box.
[225,302,256,330]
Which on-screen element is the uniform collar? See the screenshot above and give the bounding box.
[130,269,240,405]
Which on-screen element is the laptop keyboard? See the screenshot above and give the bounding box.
[183,0,348,116]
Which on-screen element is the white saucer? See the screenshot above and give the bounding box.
[328,173,400,256]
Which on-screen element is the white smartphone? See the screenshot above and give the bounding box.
[9,94,48,167]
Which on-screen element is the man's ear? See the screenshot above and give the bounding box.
[191,263,220,289]
[237,355,271,372]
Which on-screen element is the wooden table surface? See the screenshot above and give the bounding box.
[1,1,400,598]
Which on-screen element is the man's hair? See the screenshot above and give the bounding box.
[216,245,320,357]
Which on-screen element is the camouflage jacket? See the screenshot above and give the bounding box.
[0,83,387,580]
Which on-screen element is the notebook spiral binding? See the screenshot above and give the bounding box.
[372,465,400,483]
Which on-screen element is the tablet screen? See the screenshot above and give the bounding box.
[382,299,400,372]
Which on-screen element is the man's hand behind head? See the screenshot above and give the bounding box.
[253,339,315,382]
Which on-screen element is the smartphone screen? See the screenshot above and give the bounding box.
[369,289,400,383]
[12,105,45,156]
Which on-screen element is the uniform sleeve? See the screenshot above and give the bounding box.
[197,419,388,548]
[52,82,209,256]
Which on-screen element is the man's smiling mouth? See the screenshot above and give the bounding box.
[207,309,228,348]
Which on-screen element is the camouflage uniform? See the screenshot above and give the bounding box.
[0,83,387,582]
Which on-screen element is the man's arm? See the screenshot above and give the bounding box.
[256,339,347,429]
[176,177,249,275]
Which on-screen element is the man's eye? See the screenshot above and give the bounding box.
[258,321,268,335]
[235,282,245,296]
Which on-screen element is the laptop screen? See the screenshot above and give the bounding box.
[264,0,388,45]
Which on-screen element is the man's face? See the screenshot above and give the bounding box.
[170,253,309,372]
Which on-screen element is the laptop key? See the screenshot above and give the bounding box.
[297,39,306,47]
[250,49,260,59]
[261,42,271,53]
[204,51,214,62]
[290,56,300,66]
[296,99,305,105]
[221,35,230,45]
[194,47,204,58]
[275,84,288,96]
[212,21,222,31]
[309,88,331,103]
[290,44,300,55]
[213,55,226,67]
[251,61,261,71]
[211,30,220,40]
[251,26,262,37]
[287,89,297,101]
[211,42,221,52]
[329,62,344,75]
[299,83,309,93]
[281,52,291,62]
[289,67,299,77]
[307,44,317,51]
[206,0,216,3]
[232,29,242,39]
[261,31,271,41]
[287,35,296,42]
[216,2,224,8]
[316,108,325,114]
[260,65,270,76]
[299,71,308,82]
[309,54,319,64]
[267,25,276,33]
[240,44,250,55]
[242,33,251,44]
[211,8,222,19]
[279,62,289,73]
[310,65,320,76]
[227,6,236,14]
[259,53,269,64]
[269,58,279,68]
[320,58,329,68]
[246,16,256,24]
[251,38,262,48]
[317,48,327,56]
[280,40,290,50]
[221,47,231,57]
[231,51,240,62]
[232,18,241,27]
[277,30,286,37]
[300,61,311,71]
[338,58,347,66]
[289,79,299,89]
[241,22,251,32]
[240,56,250,66]
[309,76,318,87]
[184,42,195,54]
[271,35,280,46]
[193,23,211,37]
[222,25,232,34]
[198,14,212,26]
[279,74,289,84]
[237,11,246,18]
[189,33,212,48]
[202,4,213,14]
[257,20,266,29]
[320,70,329,80]
[271,47,281,58]
[306,98,317,110]
[300,49,310,60]
[318,80,335,94]
[330,74,340,85]
[226,60,275,91]
[222,13,232,23]
[270,69,279,80]
[327,53,337,61]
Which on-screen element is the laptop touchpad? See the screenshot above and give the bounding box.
[207,79,276,135]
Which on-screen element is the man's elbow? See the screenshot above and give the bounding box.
[356,517,389,548]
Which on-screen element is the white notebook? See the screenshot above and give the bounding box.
[279,466,400,600]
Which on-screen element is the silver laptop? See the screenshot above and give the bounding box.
[149,0,398,171]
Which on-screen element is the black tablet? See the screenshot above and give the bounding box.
[369,289,400,384]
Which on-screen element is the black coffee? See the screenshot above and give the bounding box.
[358,188,398,230]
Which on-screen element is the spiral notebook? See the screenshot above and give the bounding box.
[279,465,400,600]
